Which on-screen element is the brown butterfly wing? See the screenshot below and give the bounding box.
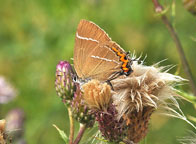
[74,20,125,81]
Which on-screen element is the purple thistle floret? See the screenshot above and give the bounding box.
[55,61,75,105]
[95,104,126,143]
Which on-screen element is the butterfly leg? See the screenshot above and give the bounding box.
[106,71,123,90]
[106,80,114,90]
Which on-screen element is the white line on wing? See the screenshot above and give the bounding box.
[76,32,99,43]
[91,55,120,64]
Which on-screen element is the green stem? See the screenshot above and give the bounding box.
[68,107,74,144]
[73,124,87,144]
[152,0,196,96]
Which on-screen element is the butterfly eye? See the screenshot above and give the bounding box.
[73,75,77,82]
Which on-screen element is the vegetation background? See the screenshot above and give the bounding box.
[0,0,196,143]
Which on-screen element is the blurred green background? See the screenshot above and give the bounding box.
[0,0,196,143]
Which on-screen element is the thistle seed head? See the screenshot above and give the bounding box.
[82,80,112,111]
[112,61,184,119]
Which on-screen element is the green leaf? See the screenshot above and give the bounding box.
[53,124,69,143]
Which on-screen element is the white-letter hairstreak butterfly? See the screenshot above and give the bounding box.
[74,19,133,83]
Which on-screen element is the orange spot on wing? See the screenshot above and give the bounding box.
[111,47,130,73]
[118,52,124,57]
[122,62,127,68]
[123,67,129,71]
[119,55,125,61]
[112,47,118,52]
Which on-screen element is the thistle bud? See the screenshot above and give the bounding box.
[55,61,75,105]
[71,83,95,125]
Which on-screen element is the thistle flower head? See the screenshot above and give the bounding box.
[55,61,75,105]
[109,61,184,143]
[81,80,126,142]
[82,80,112,110]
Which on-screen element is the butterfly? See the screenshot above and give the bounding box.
[73,19,133,82]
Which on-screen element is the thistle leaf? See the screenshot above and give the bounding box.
[53,124,69,143]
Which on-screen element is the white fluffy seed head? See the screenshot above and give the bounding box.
[111,61,185,119]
